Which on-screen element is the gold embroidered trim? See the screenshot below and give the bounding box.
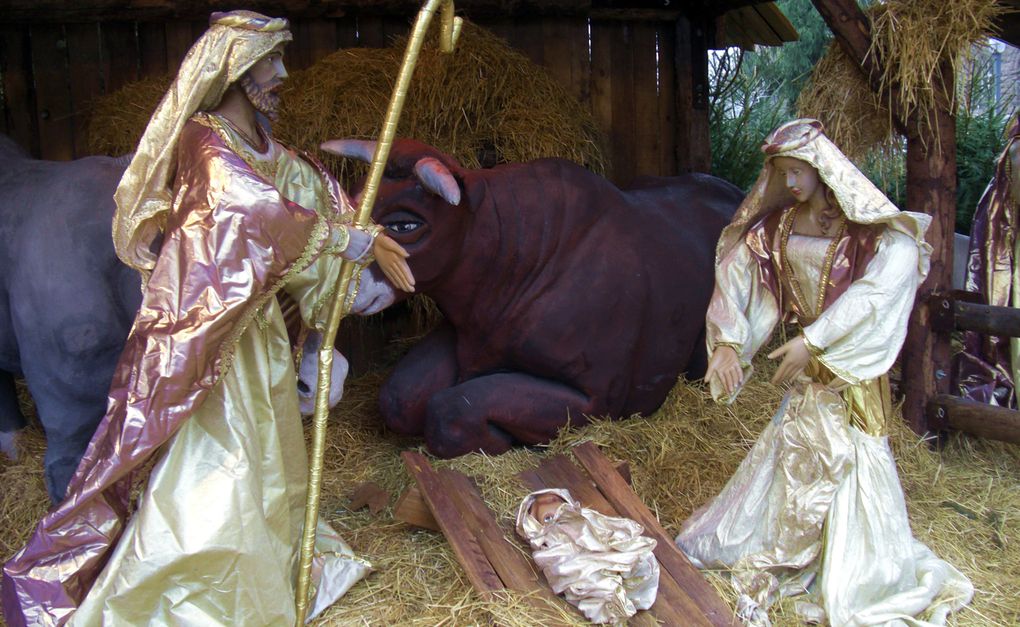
[214,211,331,382]
[196,112,279,183]
[802,334,824,357]
[779,206,846,319]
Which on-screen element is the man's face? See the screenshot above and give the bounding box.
[241,46,288,119]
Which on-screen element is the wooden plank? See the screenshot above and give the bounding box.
[401,451,503,596]
[541,18,589,106]
[306,19,339,64]
[381,15,410,45]
[165,21,195,69]
[533,455,619,518]
[393,484,441,531]
[688,14,711,172]
[508,17,546,67]
[102,22,140,94]
[632,21,661,178]
[589,20,614,180]
[673,15,693,173]
[522,456,691,627]
[355,15,388,48]
[1,27,39,156]
[573,442,737,627]
[288,20,314,71]
[901,69,956,436]
[397,459,633,530]
[138,22,168,77]
[30,25,73,161]
[931,394,1020,444]
[656,22,676,175]
[438,470,550,595]
[335,18,359,49]
[609,22,636,185]
[65,24,103,157]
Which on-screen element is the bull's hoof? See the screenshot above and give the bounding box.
[0,430,20,461]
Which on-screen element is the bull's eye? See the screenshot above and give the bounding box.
[387,221,422,234]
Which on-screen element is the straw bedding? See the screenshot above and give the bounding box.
[3,338,1017,626]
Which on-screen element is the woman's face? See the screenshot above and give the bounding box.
[773,156,822,204]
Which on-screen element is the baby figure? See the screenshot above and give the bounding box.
[516,489,660,625]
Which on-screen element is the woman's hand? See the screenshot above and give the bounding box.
[373,233,415,293]
[705,345,742,395]
[767,336,810,386]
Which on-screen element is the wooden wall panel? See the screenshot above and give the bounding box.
[138,22,168,77]
[541,18,591,117]
[30,26,74,161]
[1,27,38,155]
[65,24,103,157]
[165,22,196,69]
[609,22,636,184]
[589,21,614,179]
[0,15,686,179]
[101,22,140,93]
[656,23,676,175]
[632,22,661,179]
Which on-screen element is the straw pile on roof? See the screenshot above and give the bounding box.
[797,0,1004,158]
[796,42,893,162]
[85,20,608,186]
[4,337,1018,626]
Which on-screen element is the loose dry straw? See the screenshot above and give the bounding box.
[798,0,1005,158]
[4,335,1017,626]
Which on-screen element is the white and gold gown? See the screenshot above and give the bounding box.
[70,114,370,625]
[676,207,973,627]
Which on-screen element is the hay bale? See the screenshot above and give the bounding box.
[86,20,608,185]
[86,73,173,157]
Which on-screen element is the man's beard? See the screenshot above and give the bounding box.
[240,74,281,120]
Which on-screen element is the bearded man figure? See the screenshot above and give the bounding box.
[1,11,414,626]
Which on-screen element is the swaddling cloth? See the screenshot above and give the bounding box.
[516,489,659,624]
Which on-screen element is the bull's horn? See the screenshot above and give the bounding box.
[414,157,461,206]
[320,139,378,163]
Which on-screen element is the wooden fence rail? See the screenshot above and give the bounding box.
[927,291,1020,443]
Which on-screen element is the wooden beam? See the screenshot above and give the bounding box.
[928,394,1020,444]
[930,294,1020,338]
[572,442,737,627]
[808,0,907,136]
[810,0,956,435]
[401,451,504,596]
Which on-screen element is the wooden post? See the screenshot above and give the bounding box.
[928,395,1020,443]
[900,67,957,434]
[811,0,956,435]
[673,14,711,174]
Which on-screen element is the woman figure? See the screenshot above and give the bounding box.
[676,119,972,626]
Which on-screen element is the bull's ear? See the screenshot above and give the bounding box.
[320,139,377,163]
[414,157,461,206]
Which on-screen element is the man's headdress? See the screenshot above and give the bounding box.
[112,10,292,274]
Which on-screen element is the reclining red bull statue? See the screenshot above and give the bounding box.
[323,137,744,458]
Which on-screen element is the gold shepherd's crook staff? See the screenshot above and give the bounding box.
[294,1,462,623]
